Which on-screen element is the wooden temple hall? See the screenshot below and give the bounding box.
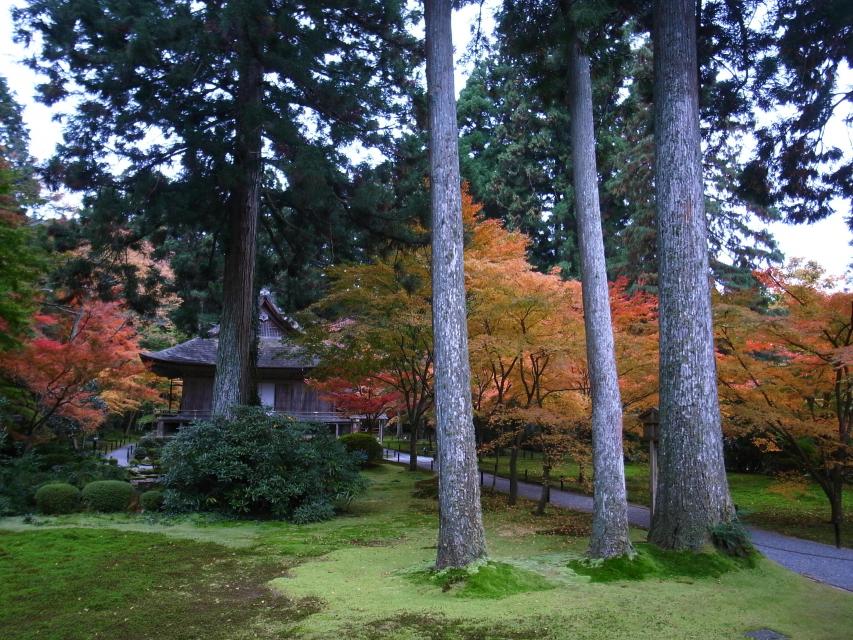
[141,290,372,437]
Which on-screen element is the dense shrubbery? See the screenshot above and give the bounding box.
[139,490,163,512]
[133,435,168,465]
[339,432,383,467]
[82,480,134,512]
[0,451,129,515]
[161,406,365,521]
[35,483,80,514]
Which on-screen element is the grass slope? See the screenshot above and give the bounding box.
[1,464,851,640]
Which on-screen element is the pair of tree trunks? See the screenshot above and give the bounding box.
[212,20,263,416]
[648,0,734,549]
[425,0,488,570]
[566,35,634,559]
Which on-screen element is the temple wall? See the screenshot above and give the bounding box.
[177,377,332,416]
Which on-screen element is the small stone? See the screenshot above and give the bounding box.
[744,629,789,640]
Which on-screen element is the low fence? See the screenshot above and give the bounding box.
[92,439,136,464]
[381,447,572,493]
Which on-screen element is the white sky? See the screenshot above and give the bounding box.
[1,0,850,282]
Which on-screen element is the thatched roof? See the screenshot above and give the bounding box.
[141,290,317,377]
[141,336,317,372]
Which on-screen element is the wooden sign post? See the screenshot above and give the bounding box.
[639,407,660,519]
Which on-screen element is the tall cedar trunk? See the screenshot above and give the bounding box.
[212,23,263,416]
[508,445,519,505]
[648,0,734,549]
[425,0,488,569]
[567,36,634,558]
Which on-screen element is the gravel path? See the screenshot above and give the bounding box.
[385,448,853,591]
[105,444,135,467]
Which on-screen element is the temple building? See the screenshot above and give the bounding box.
[141,290,360,437]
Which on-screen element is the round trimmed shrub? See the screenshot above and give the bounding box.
[139,490,163,512]
[35,483,80,514]
[81,480,134,512]
[338,433,383,467]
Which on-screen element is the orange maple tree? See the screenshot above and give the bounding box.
[0,299,160,448]
[715,261,852,546]
[301,230,434,470]
[464,193,592,505]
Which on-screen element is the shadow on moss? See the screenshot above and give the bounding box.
[407,560,555,598]
[568,543,757,583]
[357,612,556,640]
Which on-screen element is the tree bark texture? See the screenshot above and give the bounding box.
[212,22,263,416]
[425,0,488,569]
[567,37,634,558]
[648,0,734,549]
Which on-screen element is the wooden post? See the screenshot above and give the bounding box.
[640,408,660,518]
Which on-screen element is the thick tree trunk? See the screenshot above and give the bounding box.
[567,36,634,559]
[409,417,419,472]
[828,469,843,548]
[536,466,551,516]
[508,445,519,505]
[425,0,487,570]
[492,449,499,490]
[212,25,263,416]
[648,0,734,549]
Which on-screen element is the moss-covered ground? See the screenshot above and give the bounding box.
[1,464,851,639]
[386,439,852,546]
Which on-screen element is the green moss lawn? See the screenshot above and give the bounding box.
[385,438,853,547]
[1,464,850,639]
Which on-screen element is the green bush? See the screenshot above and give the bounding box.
[137,434,168,453]
[161,406,366,521]
[291,500,336,524]
[709,521,755,558]
[338,433,383,467]
[37,452,80,469]
[0,451,127,516]
[139,490,163,512]
[81,480,134,512]
[132,446,148,461]
[35,483,80,514]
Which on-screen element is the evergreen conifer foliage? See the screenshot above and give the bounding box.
[13,0,417,409]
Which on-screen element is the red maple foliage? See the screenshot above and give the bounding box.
[0,299,159,447]
[308,376,398,430]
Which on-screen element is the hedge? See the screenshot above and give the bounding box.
[338,433,383,467]
[35,483,80,514]
[139,490,163,512]
[81,480,134,512]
